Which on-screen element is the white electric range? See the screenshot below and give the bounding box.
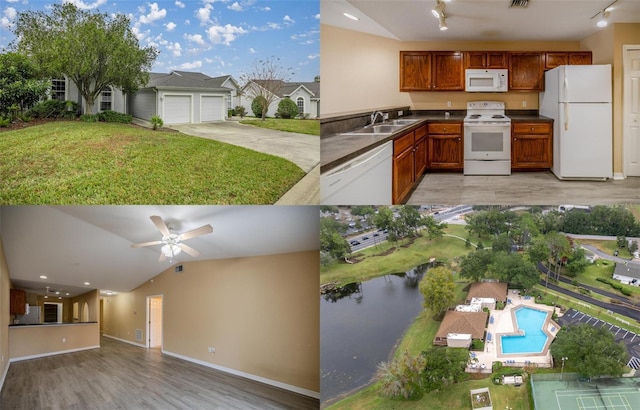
[463,101,512,175]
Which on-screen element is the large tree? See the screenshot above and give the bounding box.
[490,251,539,290]
[458,249,493,282]
[421,347,469,392]
[13,3,157,114]
[240,56,294,121]
[0,52,50,116]
[419,266,456,316]
[320,217,350,263]
[550,324,627,378]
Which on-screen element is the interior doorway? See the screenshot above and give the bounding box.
[146,295,163,349]
[623,45,640,177]
[44,302,63,323]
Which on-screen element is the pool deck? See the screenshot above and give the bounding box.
[468,291,560,372]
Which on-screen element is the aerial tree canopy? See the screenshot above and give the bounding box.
[12,3,158,114]
[419,266,456,316]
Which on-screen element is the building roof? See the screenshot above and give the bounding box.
[467,282,508,301]
[435,310,488,340]
[614,262,640,280]
[145,71,237,91]
[250,79,320,99]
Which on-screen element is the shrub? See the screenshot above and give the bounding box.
[62,101,79,119]
[251,96,268,118]
[18,113,32,122]
[234,105,246,118]
[0,116,10,127]
[227,109,235,117]
[471,339,485,351]
[96,110,132,123]
[150,115,163,130]
[28,99,67,118]
[276,98,299,119]
[375,350,426,399]
[80,114,98,122]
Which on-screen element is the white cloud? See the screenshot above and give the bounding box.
[314,13,320,20]
[0,17,11,29]
[165,21,176,31]
[283,15,294,25]
[206,24,246,46]
[228,2,242,12]
[175,1,185,8]
[307,53,319,60]
[249,47,255,54]
[175,60,202,70]
[139,2,167,25]
[185,19,191,25]
[196,4,212,26]
[167,42,182,57]
[183,33,207,46]
[267,22,280,30]
[6,0,19,3]
[62,0,107,9]
[4,7,16,19]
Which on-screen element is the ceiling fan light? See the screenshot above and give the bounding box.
[161,244,181,257]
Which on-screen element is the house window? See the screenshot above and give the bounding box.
[227,95,232,111]
[296,97,304,114]
[101,87,112,111]
[51,79,66,101]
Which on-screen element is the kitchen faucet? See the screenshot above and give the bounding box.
[369,111,384,126]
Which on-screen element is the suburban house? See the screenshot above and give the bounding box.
[0,206,320,407]
[51,70,242,125]
[241,80,321,118]
[465,282,509,309]
[433,310,488,348]
[613,261,640,285]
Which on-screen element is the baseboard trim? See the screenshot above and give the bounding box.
[9,345,100,363]
[613,172,626,180]
[102,334,146,348]
[162,349,320,400]
[0,360,9,392]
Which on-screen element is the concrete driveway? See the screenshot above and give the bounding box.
[171,121,319,204]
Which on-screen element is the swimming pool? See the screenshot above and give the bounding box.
[501,307,549,354]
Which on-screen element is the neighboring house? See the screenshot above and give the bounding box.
[613,261,640,286]
[129,71,241,125]
[433,310,488,347]
[465,282,508,307]
[51,70,241,125]
[241,80,320,118]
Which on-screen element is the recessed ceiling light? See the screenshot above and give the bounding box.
[343,12,359,21]
[84,282,90,286]
[65,292,70,296]
[39,275,47,279]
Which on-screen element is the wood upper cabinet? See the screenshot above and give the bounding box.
[511,121,553,170]
[431,52,464,91]
[464,51,507,69]
[508,52,544,91]
[400,51,432,91]
[427,123,463,169]
[10,289,26,315]
[392,125,428,204]
[545,52,593,70]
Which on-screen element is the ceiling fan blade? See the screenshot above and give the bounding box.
[179,224,213,241]
[159,253,167,262]
[179,243,200,257]
[131,240,163,248]
[150,215,171,236]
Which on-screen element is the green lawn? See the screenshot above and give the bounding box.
[576,238,635,259]
[0,121,305,204]
[239,118,319,135]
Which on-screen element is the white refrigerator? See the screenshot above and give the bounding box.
[539,64,612,180]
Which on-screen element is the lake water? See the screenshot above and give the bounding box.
[320,265,426,403]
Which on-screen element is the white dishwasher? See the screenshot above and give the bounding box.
[320,141,392,205]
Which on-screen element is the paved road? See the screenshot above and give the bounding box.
[580,244,633,263]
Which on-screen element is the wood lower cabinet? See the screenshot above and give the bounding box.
[392,125,428,203]
[10,289,26,315]
[511,122,553,170]
[509,52,544,91]
[427,123,463,170]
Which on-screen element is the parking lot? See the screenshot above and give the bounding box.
[557,308,640,369]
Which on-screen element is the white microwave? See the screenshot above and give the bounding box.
[465,69,508,92]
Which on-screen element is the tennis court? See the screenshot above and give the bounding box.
[531,374,640,410]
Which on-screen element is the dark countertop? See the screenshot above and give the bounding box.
[320,112,553,172]
[9,321,98,327]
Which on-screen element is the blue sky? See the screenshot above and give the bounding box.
[0,0,319,82]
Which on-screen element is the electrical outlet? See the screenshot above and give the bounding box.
[447,101,452,108]
[522,101,527,108]
[397,110,403,117]
[383,113,389,121]
[208,347,216,353]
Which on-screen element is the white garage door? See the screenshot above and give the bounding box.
[164,95,192,124]
[201,96,224,122]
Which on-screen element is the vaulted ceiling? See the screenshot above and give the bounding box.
[0,206,319,297]
[321,0,640,41]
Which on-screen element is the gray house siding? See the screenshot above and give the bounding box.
[129,89,157,121]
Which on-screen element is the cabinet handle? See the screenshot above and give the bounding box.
[458,137,461,141]
[443,128,447,132]
[531,127,535,131]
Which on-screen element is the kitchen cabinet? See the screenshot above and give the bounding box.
[508,52,544,91]
[400,51,431,91]
[392,125,428,203]
[511,122,553,170]
[431,52,465,90]
[464,51,507,69]
[545,52,593,69]
[427,123,463,170]
[10,289,26,315]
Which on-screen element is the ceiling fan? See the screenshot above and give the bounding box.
[131,215,213,262]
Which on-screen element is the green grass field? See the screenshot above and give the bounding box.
[239,118,319,135]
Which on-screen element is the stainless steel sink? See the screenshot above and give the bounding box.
[390,119,419,125]
[340,124,406,136]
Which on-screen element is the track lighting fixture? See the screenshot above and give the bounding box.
[431,0,445,18]
[597,10,610,27]
[439,18,448,31]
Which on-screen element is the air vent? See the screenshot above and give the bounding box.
[175,264,183,273]
[509,0,528,7]
[135,329,143,342]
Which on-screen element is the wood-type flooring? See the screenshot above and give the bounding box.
[0,336,319,410]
